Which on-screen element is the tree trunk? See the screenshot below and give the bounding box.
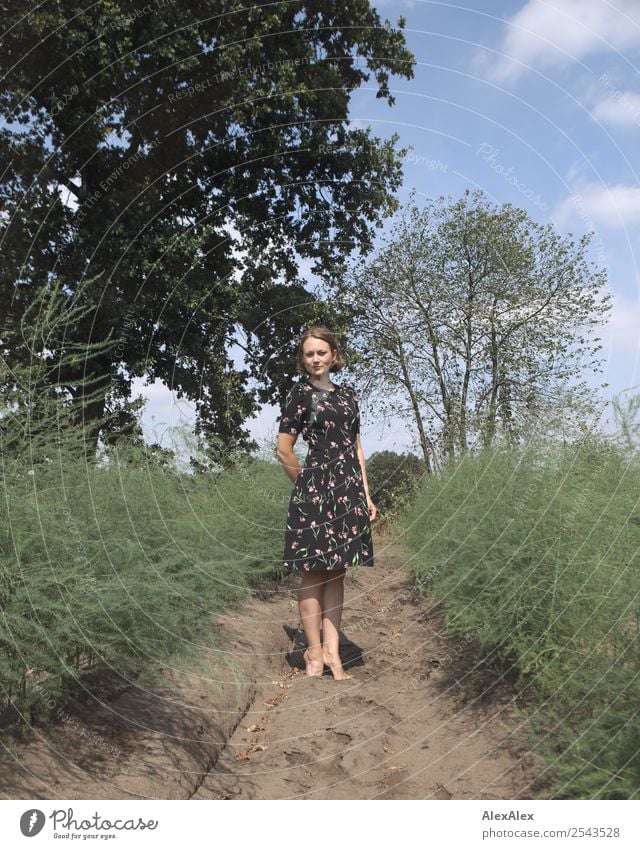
[399,354,433,474]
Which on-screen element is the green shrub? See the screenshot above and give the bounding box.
[400,434,640,799]
[366,450,427,527]
[0,278,294,721]
[0,436,296,720]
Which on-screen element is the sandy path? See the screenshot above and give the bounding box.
[192,534,544,800]
[0,533,545,800]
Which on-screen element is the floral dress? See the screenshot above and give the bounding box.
[278,376,374,574]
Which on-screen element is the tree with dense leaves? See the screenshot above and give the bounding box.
[337,190,611,470]
[365,449,426,516]
[0,1,415,460]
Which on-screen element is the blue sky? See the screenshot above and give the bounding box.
[135,0,640,459]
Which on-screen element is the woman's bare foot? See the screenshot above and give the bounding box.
[303,648,325,677]
[322,647,352,680]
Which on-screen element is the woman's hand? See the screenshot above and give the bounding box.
[367,495,377,522]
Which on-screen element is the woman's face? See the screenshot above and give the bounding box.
[302,337,335,379]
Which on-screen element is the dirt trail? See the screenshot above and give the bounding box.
[0,533,545,800]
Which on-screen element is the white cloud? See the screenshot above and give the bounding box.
[607,291,640,357]
[591,89,640,127]
[485,0,640,84]
[553,182,640,230]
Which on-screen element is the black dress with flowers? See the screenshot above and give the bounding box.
[278,377,374,574]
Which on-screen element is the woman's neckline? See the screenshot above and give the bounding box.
[306,377,339,393]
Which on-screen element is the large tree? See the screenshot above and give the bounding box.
[336,191,611,471]
[0,1,414,457]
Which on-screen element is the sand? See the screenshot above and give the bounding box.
[0,533,546,800]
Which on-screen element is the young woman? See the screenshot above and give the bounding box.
[276,326,377,680]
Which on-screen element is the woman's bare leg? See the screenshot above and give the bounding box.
[321,569,351,680]
[298,571,328,676]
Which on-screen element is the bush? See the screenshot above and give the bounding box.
[0,282,292,723]
[0,435,296,721]
[400,432,640,799]
[366,450,427,527]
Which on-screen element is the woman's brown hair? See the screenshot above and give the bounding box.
[296,325,346,376]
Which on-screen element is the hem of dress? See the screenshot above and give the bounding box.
[281,561,374,575]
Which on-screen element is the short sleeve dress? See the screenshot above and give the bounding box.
[278,376,374,574]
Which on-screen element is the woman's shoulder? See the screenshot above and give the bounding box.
[286,378,312,399]
[287,377,356,397]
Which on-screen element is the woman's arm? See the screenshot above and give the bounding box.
[356,434,377,521]
[276,432,302,484]
[355,433,370,498]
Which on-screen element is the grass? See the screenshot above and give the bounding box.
[0,434,292,724]
[3,375,639,799]
[400,434,640,799]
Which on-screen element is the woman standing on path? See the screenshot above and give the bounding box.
[276,326,377,680]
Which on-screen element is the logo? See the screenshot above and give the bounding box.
[20,809,45,837]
